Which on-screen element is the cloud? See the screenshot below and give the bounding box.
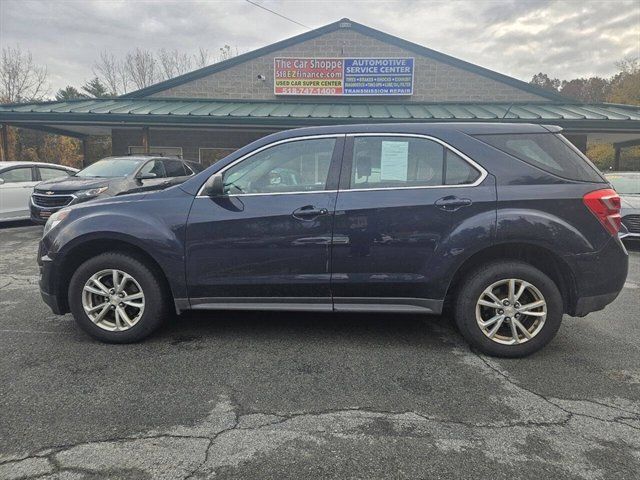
[0,0,638,94]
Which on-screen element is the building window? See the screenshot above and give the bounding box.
[199,147,236,166]
[128,146,183,157]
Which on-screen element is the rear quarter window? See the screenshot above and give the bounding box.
[475,133,605,183]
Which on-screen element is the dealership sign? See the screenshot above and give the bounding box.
[274,57,414,96]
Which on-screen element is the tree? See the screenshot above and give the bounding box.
[0,44,48,103]
[124,48,159,90]
[42,135,82,168]
[93,51,129,96]
[608,59,640,105]
[55,86,87,101]
[92,46,231,95]
[82,77,110,98]
[530,72,561,93]
[194,48,212,69]
[560,77,609,103]
[158,49,193,79]
[218,45,238,62]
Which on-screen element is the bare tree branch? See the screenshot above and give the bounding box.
[0,44,49,103]
[124,48,159,90]
[193,48,211,69]
[158,49,193,79]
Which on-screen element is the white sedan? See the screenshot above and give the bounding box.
[0,161,78,222]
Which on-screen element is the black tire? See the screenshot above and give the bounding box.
[454,261,563,358]
[68,252,170,343]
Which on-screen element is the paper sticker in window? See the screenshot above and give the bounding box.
[380,141,409,181]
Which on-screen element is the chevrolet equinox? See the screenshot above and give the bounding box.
[38,123,629,357]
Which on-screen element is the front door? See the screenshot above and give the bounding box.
[0,166,38,220]
[134,159,169,192]
[330,134,495,312]
[185,135,343,310]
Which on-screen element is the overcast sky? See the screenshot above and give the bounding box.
[1,0,638,95]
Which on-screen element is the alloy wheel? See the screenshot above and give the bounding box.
[82,269,145,332]
[475,278,547,345]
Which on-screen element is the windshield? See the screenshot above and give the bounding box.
[76,158,142,178]
[606,173,640,194]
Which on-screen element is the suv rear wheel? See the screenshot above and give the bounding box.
[68,252,169,343]
[454,261,563,357]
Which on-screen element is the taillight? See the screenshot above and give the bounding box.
[583,188,621,236]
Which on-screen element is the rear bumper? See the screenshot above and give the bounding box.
[573,291,620,317]
[568,235,628,317]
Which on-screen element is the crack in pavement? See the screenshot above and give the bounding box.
[1,327,639,479]
[474,352,640,431]
[2,380,638,480]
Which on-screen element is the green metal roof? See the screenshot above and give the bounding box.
[1,98,639,131]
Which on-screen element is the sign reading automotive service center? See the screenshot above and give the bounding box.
[274,57,414,96]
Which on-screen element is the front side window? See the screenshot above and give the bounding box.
[475,133,604,183]
[348,136,480,189]
[39,167,72,181]
[0,167,33,183]
[139,160,166,178]
[222,138,336,194]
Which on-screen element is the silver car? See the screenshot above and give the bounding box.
[606,171,640,240]
[0,162,78,223]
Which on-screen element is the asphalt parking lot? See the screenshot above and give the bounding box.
[0,222,639,480]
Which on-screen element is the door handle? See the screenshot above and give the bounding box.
[292,205,329,220]
[435,196,473,212]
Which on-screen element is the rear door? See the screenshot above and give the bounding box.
[162,159,192,187]
[0,166,38,220]
[330,134,495,312]
[185,135,343,308]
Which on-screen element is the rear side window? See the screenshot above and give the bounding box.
[39,167,72,181]
[476,133,604,182]
[162,159,187,177]
[348,136,481,189]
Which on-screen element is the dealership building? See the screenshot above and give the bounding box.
[0,18,639,166]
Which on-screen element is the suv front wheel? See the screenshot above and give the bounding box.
[68,252,169,343]
[454,261,563,357]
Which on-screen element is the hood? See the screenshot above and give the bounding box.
[620,194,640,211]
[34,176,112,193]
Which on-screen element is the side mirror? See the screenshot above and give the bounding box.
[202,174,224,196]
[0,178,4,186]
[136,172,157,180]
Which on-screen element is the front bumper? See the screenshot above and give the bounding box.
[40,287,64,315]
[30,198,66,224]
[38,243,67,315]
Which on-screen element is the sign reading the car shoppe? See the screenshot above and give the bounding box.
[274,57,414,96]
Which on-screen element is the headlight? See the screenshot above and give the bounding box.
[75,186,108,200]
[43,208,71,236]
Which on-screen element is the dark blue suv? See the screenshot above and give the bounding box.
[38,123,628,357]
